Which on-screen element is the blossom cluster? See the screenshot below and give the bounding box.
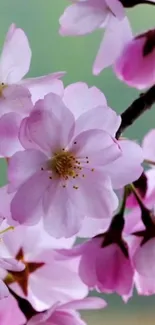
[0,0,155,324]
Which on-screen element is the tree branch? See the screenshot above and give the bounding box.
[120,0,155,7]
[116,85,155,139]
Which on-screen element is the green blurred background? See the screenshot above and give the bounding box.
[0,1,155,324]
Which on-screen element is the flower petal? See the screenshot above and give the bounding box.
[44,185,84,238]
[11,171,50,225]
[59,2,108,36]
[105,0,125,19]
[75,105,121,136]
[21,72,65,103]
[142,129,155,161]
[0,24,31,83]
[0,85,32,116]
[96,244,134,296]
[68,172,118,219]
[0,113,23,157]
[8,149,48,192]
[133,238,155,277]
[22,94,75,154]
[0,257,25,272]
[102,139,143,189]
[70,129,121,166]
[93,16,132,75]
[61,297,107,310]
[63,82,107,119]
[0,280,9,299]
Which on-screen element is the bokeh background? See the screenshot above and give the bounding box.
[0,1,155,324]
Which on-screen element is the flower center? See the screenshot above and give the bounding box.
[0,83,7,97]
[48,150,76,179]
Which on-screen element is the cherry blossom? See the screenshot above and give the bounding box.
[7,92,123,237]
[64,218,134,299]
[0,24,64,103]
[0,24,65,157]
[59,0,132,74]
[114,29,155,89]
[0,222,87,311]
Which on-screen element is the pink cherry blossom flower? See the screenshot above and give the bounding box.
[27,297,106,325]
[114,29,155,89]
[0,294,26,325]
[0,23,64,103]
[7,92,123,238]
[59,0,132,74]
[0,221,87,311]
[0,23,65,158]
[123,169,155,293]
[62,233,134,298]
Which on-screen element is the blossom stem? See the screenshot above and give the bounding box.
[144,159,155,166]
[130,183,153,227]
[116,85,155,139]
[109,187,128,232]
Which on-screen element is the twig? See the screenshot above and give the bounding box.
[116,85,155,139]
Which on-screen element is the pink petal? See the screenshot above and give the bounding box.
[0,186,14,224]
[0,85,33,116]
[0,257,25,271]
[44,185,84,238]
[28,257,88,310]
[43,93,75,146]
[96,244,134,296]
[0,294,26,324]
[93,16,132,74]
[105,0,125,19]
[114,35,155,89]
[102,139,143,189]
[63,82,107,119]
[59,2,108,36]
[68,172,118,219]
[11,171,50,225]
[79,238,101,287]
[21,94,75,154]
[0,24,31,83]
[20,108,62,154]
[0,280,9,299]
[75,105,121,136]
[142,129,155,161]
[133,238,155,277]
[135,272,155,296]
[78,216,110,238]
[70,129,121,166]
[28,309,85,325]
[8,149,48,192]
[21,72,65,103]
[61,297,107,310]
[0,112,23,157]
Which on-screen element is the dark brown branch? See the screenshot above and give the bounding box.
[116,85,155,139]
[120,0,155,7]
[9,288,37,321]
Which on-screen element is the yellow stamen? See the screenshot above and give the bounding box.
[0,226,14,235]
